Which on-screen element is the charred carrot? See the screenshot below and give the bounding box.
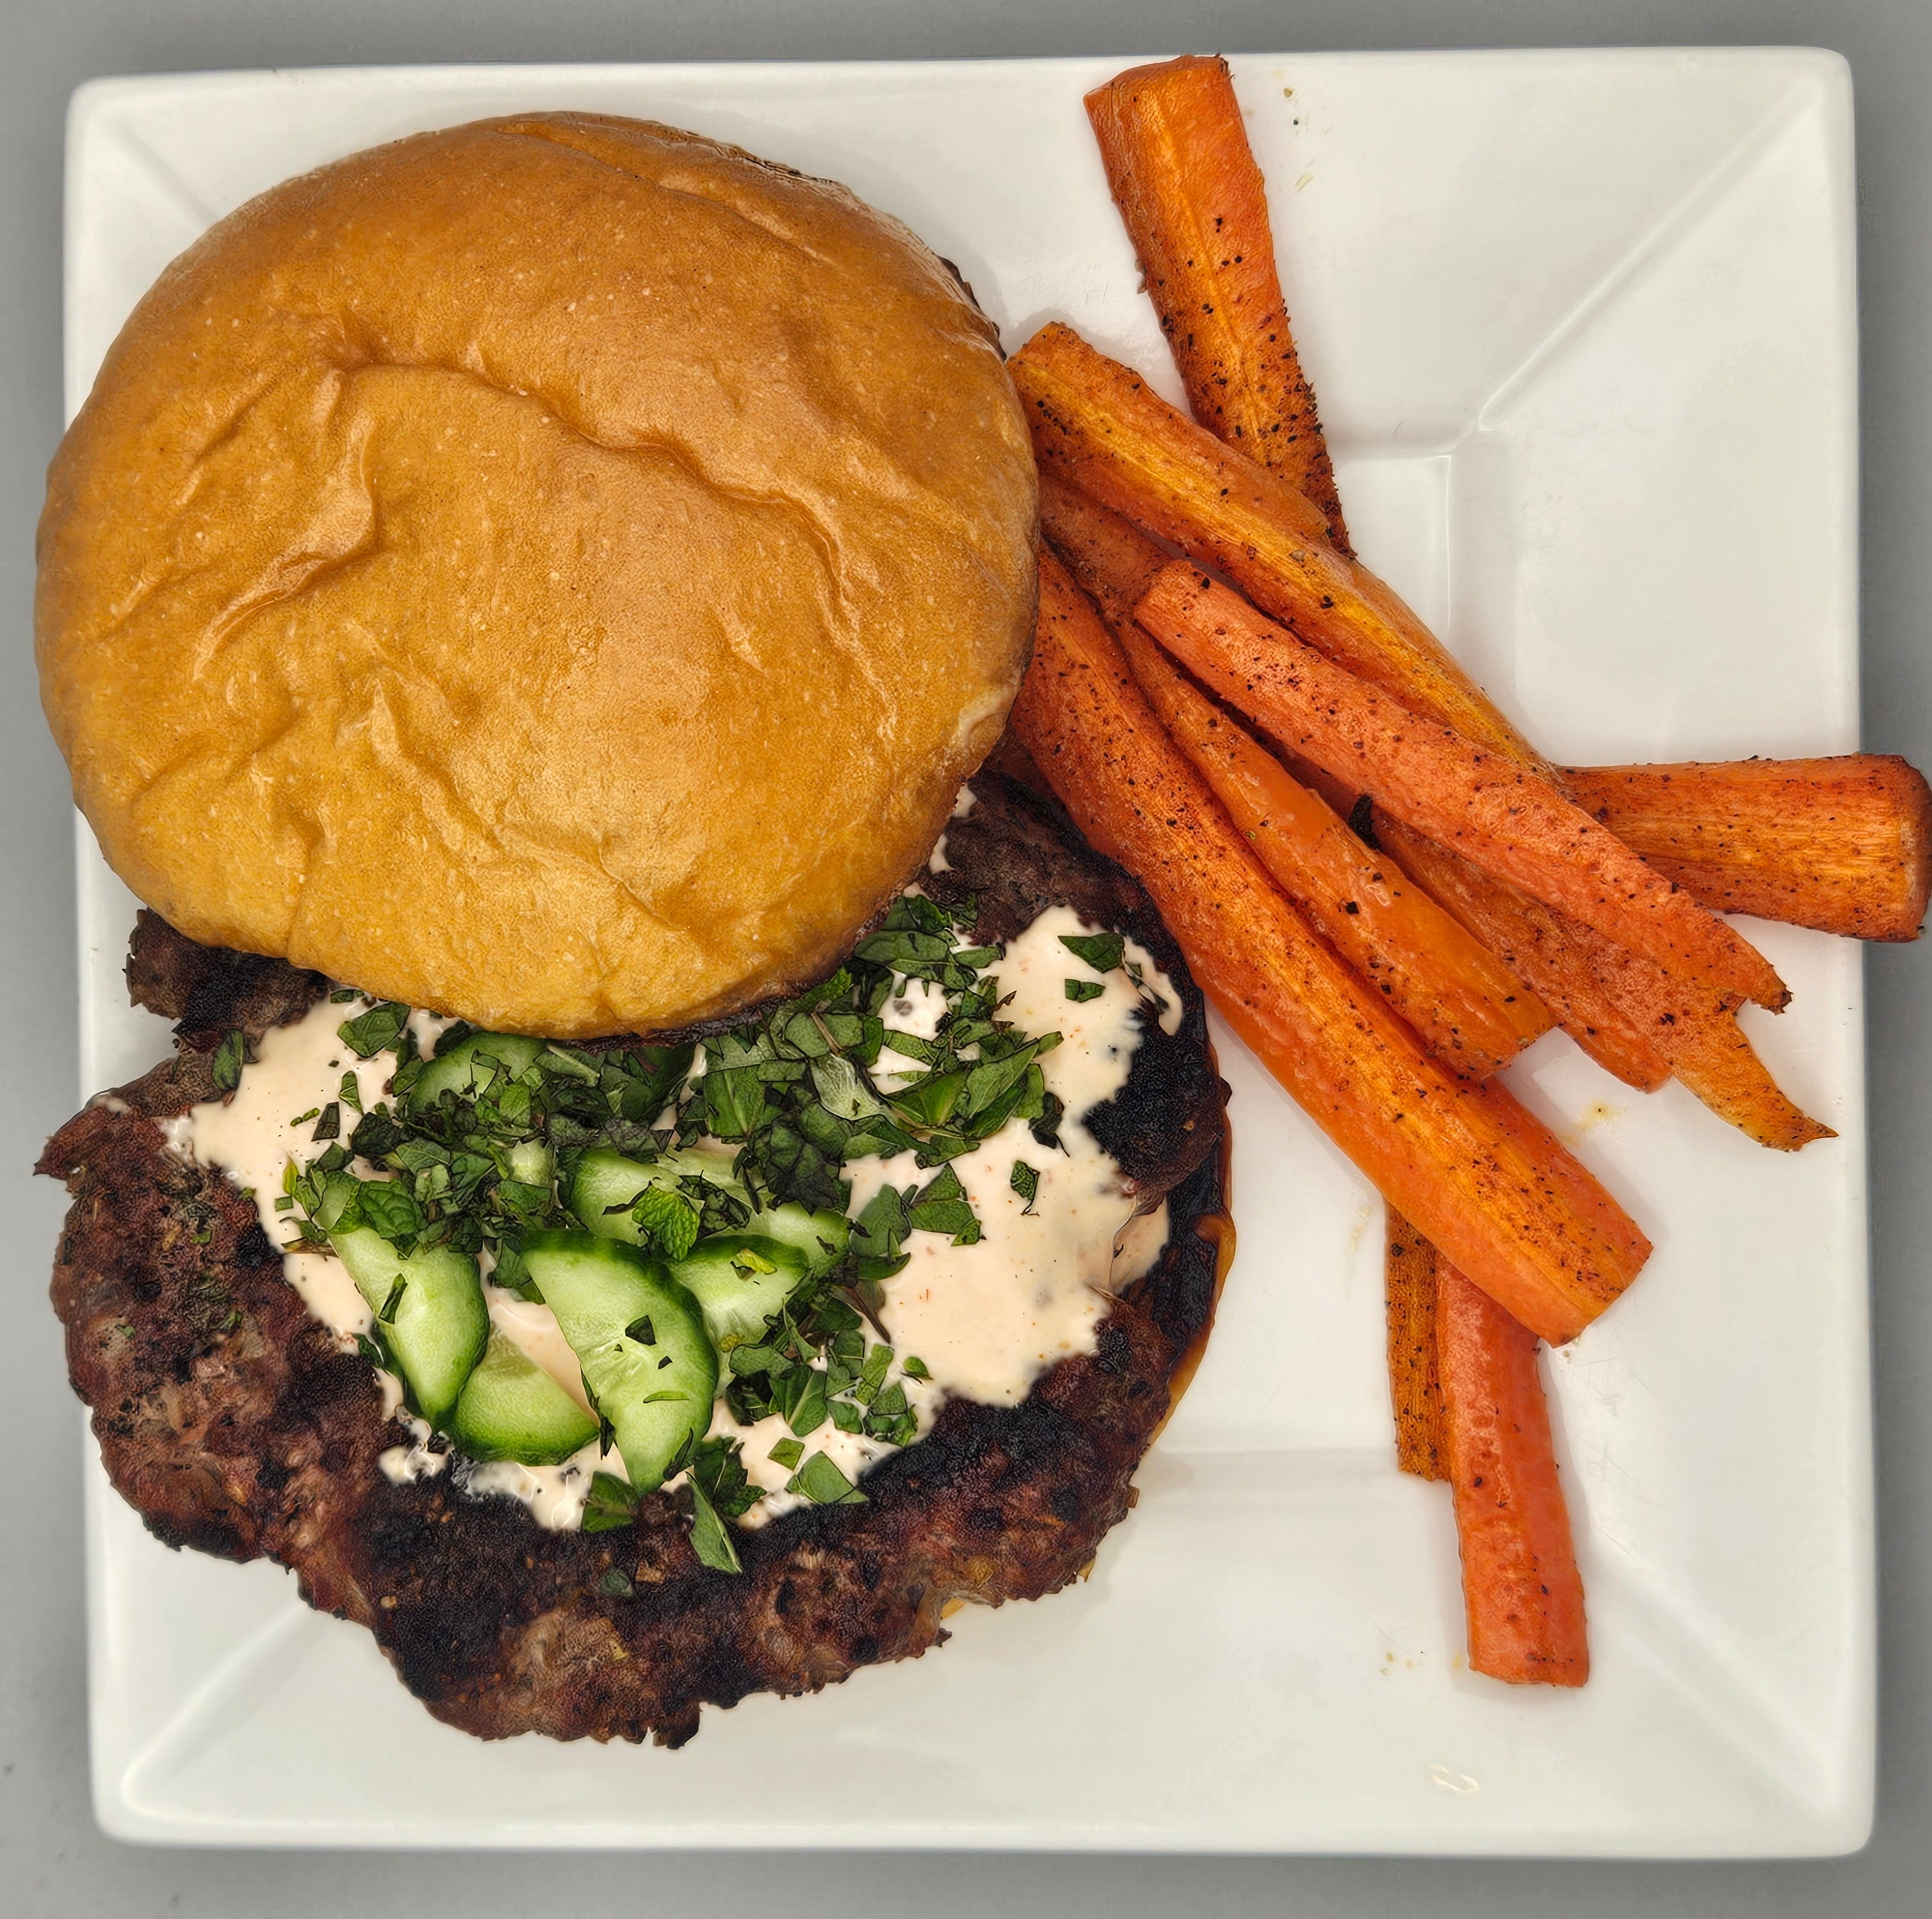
[1647,991,1836,1151]
[1016,549,1651,1345]
[1112,619,1549,1075]
[1385,1208,1447,1480]
[1038,468,1168,628]
[1381,816,1835,1146]
[1043,477,1549,1073]
[1437,1264,1590,1686]
[1374,819,1670,1091]
[1136,564,1790,1013]
[1012,320,1545,764]
[1566,756,1932,944]
[1085,54,1351,553]
[1019,324,1819,1135]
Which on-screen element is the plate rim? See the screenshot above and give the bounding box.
[64,45,1871,1858]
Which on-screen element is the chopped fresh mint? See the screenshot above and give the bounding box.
[336,1001,412,1059]
[212,1030,247,1094]
[907,1164,982,1245]
[685,1479,741,1574]
[1059,930,1126,975]
[630,1186,700,1261]
[787,1450,865,1506]
[1010,1161,1039,1213]
[581,1472,638,1533]
[258,881,1133,1569]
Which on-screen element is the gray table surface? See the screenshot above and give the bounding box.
[4,2,1928,1912]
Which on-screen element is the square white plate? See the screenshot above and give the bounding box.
[65,50,1870,1854]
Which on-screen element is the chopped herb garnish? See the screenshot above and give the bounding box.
[1010,1161,1039,1213]
[1059,930,1126,975]
[598,1566,636,1598]
[685,1479,741,1574]
[352,1181,424,1247]
[685,1435,762,1521]
[337,1001,412,1059]
[902,1355,932,1382]
[212,1030,247,1094]
[787,1451,865,1506]
[907,1164,982,1245]
[630,1185,700,1261]
[260,889,1126,1569]
[581,1472,638,1533]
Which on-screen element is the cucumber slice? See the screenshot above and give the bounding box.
[332,1226,489,1425]
[746,1204,850,1274]
[570,1145,742,1244]
[448,1328,600,1465]
[521,1231,718,1491]
[410,1032,544,1109]
[672,1233,810,1346]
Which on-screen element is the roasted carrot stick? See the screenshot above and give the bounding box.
[1085,54,1351,553]
[1566,756,1932,944]
[1369,818,1670,1091]
[1136,564,1790,1013]
[1012,320,1545,764]
[1651,996,1837,1151]
[1381,817,1834,1146]
[1038,468,1169,628]
[1033,286,1816,1141]
[1113,619,1548,1075]
[1043,475,1550,1073]
[1016,549,1651,1345]
[1385,1207,1447,1480]
[1437,1264,1590,1686]
[1051,449,1812,1130]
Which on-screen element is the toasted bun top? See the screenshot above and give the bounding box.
[37,113,1037,1037]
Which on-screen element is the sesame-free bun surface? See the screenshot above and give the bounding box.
[37,113,1037,1037]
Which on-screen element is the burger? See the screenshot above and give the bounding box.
[36,113,1228,1743]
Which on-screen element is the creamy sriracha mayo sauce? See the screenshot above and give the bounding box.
[166,858,1184,1533]
[857,905,1182,1405]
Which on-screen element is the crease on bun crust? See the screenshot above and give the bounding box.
[37,113,1039,1038]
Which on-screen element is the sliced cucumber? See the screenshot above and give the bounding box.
[672,1233,810,1346]
[521,1230,717,1491]
[570,1144,742,1244]
[332,1226,489,1425]
[746,1204,850,1274]
[410,1032,544,1109]
[448,1328,600,1465]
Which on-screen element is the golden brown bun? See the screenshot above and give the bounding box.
[37,113,1037,1037]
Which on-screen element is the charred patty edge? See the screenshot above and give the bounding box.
[44,779,1230,1745]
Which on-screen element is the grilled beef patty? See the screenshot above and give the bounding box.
[40,777,1230,1745]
